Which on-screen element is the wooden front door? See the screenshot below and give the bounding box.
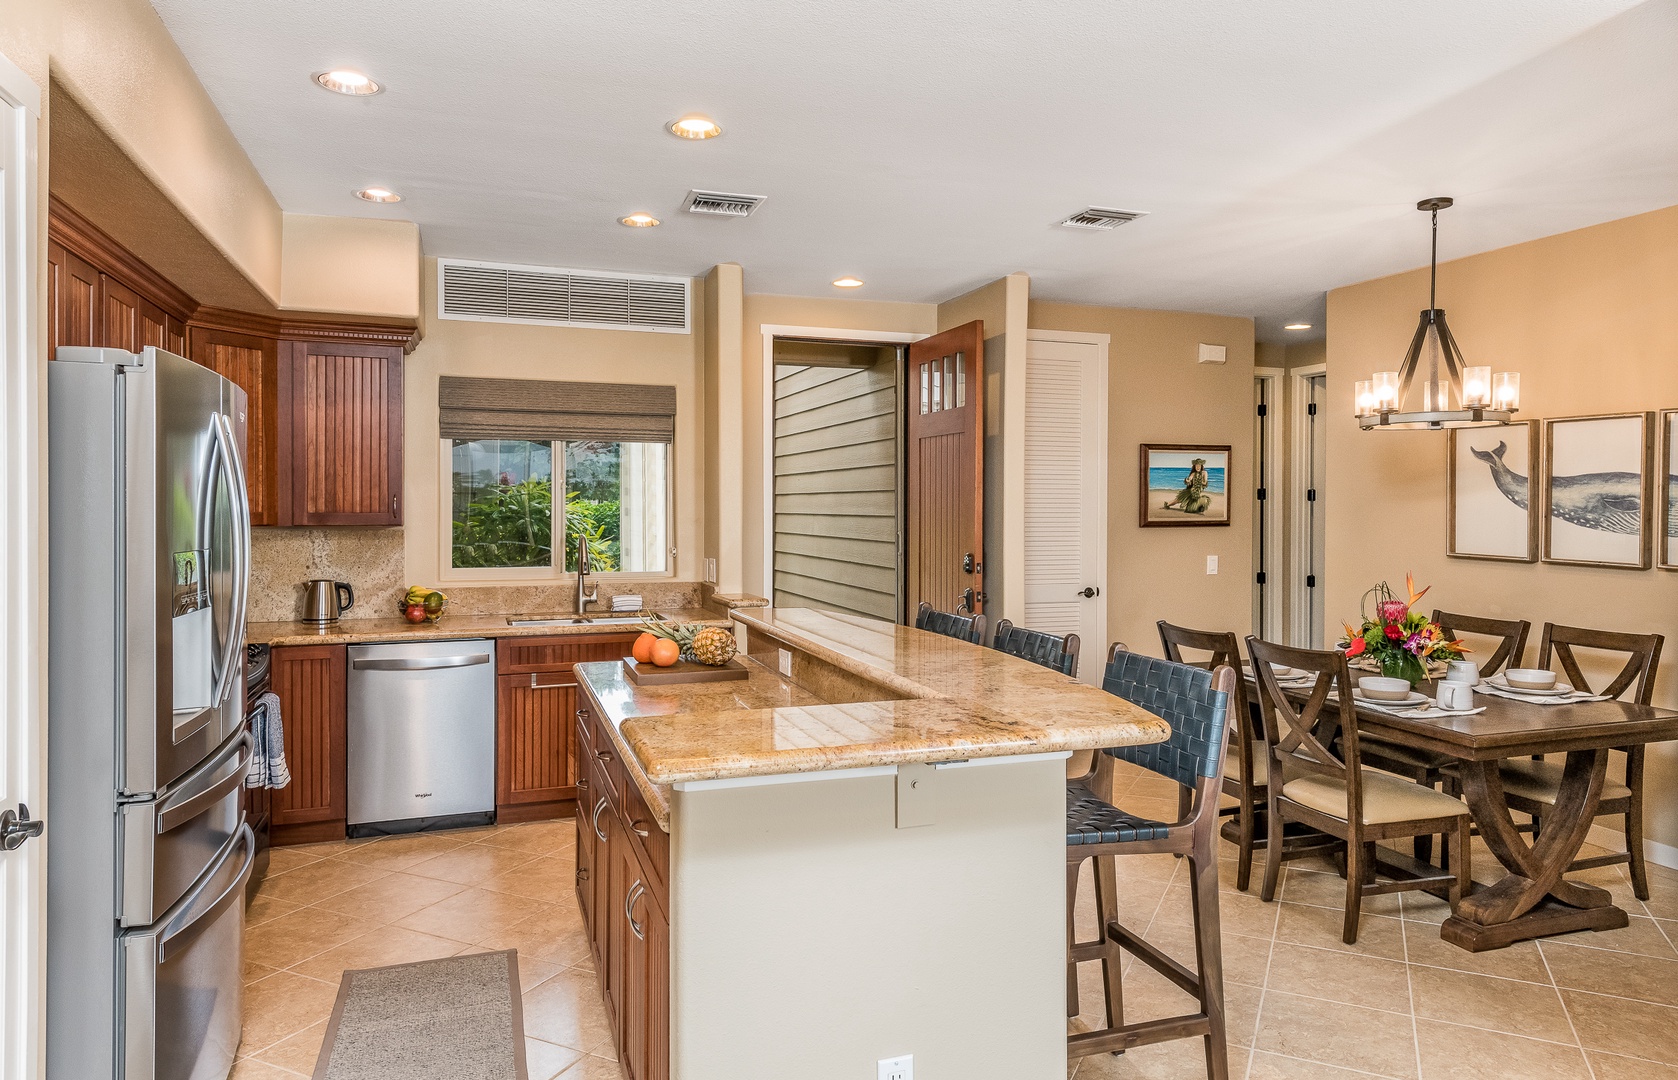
[906,320,985,619]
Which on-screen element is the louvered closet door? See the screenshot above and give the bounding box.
[772,359,900,620]
[1023,335,1106,681]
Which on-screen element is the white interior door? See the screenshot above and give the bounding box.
[0,50,41,1080]
[1023,333,1107,683]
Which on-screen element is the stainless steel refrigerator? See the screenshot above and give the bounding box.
[48,346,255,1080]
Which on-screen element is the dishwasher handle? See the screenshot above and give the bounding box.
[350,654,491,672]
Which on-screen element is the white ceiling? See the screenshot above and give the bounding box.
[150,0,1678,341]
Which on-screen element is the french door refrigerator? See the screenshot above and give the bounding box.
[48,347,255,1080]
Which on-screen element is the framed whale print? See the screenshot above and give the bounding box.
[1662,409,1678,570]
[1448,420,1538,562]
[1542,412,1655,570]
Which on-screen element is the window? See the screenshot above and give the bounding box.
[450,438,669,573]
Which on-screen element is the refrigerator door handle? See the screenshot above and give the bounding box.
[155,731,253,835]
[209,413,251,711]
[156,824,254,963]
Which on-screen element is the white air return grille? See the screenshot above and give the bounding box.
[1058,207,1148,231]
[438,259,690,333]
[682,189,767,218]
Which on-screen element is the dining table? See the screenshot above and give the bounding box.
[1271,674,1678,952]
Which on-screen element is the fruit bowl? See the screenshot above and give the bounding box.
[398,586,449,624]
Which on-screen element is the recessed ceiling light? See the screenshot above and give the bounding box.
[315,70,381,96]
[354,186,402,203]
[668,115,722,140]
[1284,323,1313,331]
[619,212,661,228]
[832,277,864,288]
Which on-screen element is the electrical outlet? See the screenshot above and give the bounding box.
[704,557,718,584]
[778,648,793,677]
[878,1055,912,1080]
[1206,555,1219,575]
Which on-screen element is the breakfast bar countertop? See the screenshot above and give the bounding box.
[244,608,729,646]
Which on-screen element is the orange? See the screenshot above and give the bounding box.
[650,638,681,667]
[631,632,657,664]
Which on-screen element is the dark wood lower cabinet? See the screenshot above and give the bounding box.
[269,644,349,845]
[576,689,670,1080]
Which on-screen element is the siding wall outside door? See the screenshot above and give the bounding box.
[771,356,902,620]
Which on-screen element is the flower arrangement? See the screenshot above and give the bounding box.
[1338,574,1466,686]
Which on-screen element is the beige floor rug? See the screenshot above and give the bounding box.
[312,950,528,1080]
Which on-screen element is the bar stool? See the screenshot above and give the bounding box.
[913,601,986,645]
[1066,646,1235,1080]
[991,618,1080,677]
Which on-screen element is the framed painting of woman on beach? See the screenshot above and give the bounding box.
[1140,444,1231,527]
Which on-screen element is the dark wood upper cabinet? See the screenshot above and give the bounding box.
[281,340,405,525]
[46,240,100,354]
[191,326,282,525]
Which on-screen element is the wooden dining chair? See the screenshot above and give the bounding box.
[1157,621,1264,892]
[1246,637,1471,944]
[1431,610,1532,676]
[1499,623,1664,900]
[914,601,987,645]
[991,619,1080,677]
[1066,646,1235,1079]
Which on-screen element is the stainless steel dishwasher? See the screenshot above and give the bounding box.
[346,638,496,836]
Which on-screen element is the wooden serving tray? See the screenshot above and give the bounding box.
[623,656,750,685]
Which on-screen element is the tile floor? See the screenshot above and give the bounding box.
[233,775,1678,1080]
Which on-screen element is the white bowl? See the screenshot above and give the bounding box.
[1505,668,1557,691]
[1358,676,1413,702]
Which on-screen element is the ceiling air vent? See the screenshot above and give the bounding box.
[1058,206,1148,231]
[438,259,690,334]
[681,189,766,218]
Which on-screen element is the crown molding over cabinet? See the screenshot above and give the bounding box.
[47,195,418,526]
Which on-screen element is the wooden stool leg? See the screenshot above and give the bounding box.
[1627,805,1650,902]
[1260,793,1284,903]
[1095,853,1126,1036]
[1188,837,1229,1080]
[1342,837,1364,945]
[1066,858,1082,1018]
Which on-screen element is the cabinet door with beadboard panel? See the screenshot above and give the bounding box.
[191,327,281,525]
[495,673,578,821]
[99,274,142,352]
[269,644,349,845]
[282,340,404,525]
[47,240,100,353]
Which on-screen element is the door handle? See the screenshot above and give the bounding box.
[629,820,651,838]
[625,881,646,940]
[591,798,610,843]
[957,587,975,614]
[350,654,490,671]
[0,803,44,851]
[1078,586,1099,598]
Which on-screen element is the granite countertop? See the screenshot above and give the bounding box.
[578,608,1169,830]
[246,608,729,646]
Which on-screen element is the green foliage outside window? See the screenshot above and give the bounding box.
[451,478,621,571]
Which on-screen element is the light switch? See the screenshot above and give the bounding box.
[1206,555,1219,575]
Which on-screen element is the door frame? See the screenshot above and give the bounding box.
[1253,366,1284,642]
[0,47,42,1080]
[758,324,925,614]
[1288,363,1328,647]
[1024,329,1108,681]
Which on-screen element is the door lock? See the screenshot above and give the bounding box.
[962,552,978,574]
[1077,586,1099,598]
[0,803,43,851]
[957,587,976,613]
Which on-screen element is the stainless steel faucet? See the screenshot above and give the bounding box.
[574,533,599,615]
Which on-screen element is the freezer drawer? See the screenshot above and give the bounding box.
[346,639,496,828]
[120,729,254,927]
[121,823,253,1080]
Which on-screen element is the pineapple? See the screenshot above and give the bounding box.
[689,626,737,667]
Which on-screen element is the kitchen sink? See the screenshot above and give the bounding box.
[505,615,646,626]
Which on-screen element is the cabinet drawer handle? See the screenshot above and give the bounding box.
[591,798,609,843]
[576,778,588,791]
[576,709,589,720]
[630,820,650,838]
[532,675,575,689]
[576,867,590,884]
[595,750,612,764]
[625,881,646,941]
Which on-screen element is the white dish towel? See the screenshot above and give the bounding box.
[246,690,292,790]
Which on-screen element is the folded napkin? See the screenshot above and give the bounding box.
[610,593,643,611]
[245,691,292,790]
[1475,682,1608,706]
[1328,690,1485,718]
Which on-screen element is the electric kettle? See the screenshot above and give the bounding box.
[302,579,355,624]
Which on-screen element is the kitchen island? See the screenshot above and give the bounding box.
[574,607,1167,1080]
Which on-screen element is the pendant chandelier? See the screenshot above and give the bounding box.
[1355,197,1520,431]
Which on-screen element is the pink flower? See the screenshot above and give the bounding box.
[1377,600,1409,624]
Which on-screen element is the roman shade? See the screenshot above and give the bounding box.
[438,376,677,443]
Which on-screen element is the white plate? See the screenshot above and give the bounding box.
[1353,688,1428,707]
[1487,676,1573,697]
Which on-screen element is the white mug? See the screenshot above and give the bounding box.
[1437,682,1475,710]
[1445,660,1480,684]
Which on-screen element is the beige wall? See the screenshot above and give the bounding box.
[403,259,707,588]
[279,215,422,319]
[741,292,938,598]
[1326,202,1678,856]
[1029,301,1257,655]
[701,264,743,590]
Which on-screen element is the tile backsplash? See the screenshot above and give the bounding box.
[248,526,704,622]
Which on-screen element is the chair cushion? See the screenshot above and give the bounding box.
[1498,758,1632,807]
[1066,785,1171,845]
[1281,769,1469,825]
[1223,752,1267,787]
